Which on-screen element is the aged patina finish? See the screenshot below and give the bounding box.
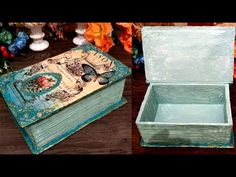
[0,43,131,154]
[136,27,235,148]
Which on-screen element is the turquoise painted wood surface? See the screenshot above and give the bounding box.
[136,83,233,147]
[22,79,126,154]
[136,27,235,148]
[142,26,235,83]
[0,43,131,154]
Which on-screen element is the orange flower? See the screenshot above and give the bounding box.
[116,23,132,35]
[116,23,132,54]
[84,23,114,52]
[118,33,132,54]
[116,23,132,28]
[94,35,114,52]
[132,23,144,42]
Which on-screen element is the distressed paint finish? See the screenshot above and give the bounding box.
[136,84,233,147]
[0,43,131,128]
[0,43,131,154]
[136,27,235,148]
[142,27,235,83]
[22,79,126,154]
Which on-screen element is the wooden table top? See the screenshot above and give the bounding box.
[0,40,132,154]
[132,70,236,154]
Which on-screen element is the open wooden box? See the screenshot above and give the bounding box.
[136,27,235,148]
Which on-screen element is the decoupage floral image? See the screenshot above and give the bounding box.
[26,75,56,93]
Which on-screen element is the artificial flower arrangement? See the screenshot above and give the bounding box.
[8,22,133,54]
[0,22,132,75]
[44,22,132,54]
[84,22,132,53]
[0,23,30,74]
[132,23,144,71]
[44,23,77,40]
[84,23,114,52]
[115,23,132,54]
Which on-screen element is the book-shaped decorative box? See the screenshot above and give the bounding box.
[0,43,131,154]
[136,26,235,148]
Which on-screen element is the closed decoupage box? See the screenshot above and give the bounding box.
[136,26,235,148]
[0,43,131,154]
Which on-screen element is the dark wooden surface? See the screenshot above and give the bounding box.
[132,71,236,154]
[0,40,132,154]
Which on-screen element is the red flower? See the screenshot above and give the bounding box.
[37,76,47,85]
[37,76,53,88]
[116,23,132,54]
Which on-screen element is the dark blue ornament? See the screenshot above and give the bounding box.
[134,54,144,65]
[8,43,20,55]
[15,38,27,50]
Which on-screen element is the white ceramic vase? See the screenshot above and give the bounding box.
[25,23,49,51]
[73,23,88,46]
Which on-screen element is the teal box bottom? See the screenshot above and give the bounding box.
[19,97,127,154]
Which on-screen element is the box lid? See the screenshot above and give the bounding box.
[0,43,131,128]
[142,26,235,83]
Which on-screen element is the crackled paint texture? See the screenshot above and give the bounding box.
[142,27,235,83]
[136,27,235,148]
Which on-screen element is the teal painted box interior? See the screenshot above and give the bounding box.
[0,43,131,154]
[136,27,235,148]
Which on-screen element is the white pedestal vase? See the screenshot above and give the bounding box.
[73,23,88,46]
[24,23,49,52]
